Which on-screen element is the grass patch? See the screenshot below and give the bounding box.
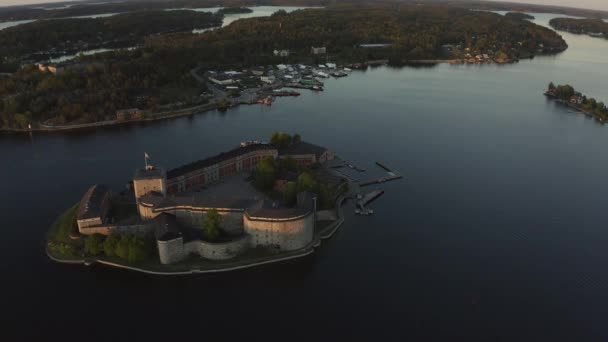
[47,203,84,260]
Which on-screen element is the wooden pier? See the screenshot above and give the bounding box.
[359,161,403,187]
[355,190,385,216]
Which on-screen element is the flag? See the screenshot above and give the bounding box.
[145,152,150,160]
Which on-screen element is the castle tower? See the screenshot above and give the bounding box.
[133,164,166,219]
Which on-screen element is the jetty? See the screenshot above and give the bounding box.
[355,189,385,216]
[359,161,403,187]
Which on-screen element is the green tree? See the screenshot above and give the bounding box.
[127,236,147,263]
[270,132,292,149]
[280,156,298,172]
[282,181,298,207]
[548,82,555,90]
[203,209,221,241]
[103,233,120,257]
[296,171,318,193]
[84,233,105,256]
[115,235,130,260]
[254,157,277,190]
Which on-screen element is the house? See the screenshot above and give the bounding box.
[261,75,276,84]
[311,46,326,55]
[76,184,111,233]
[279,141,335,167]
[209,74,235,86]
[36,63,63,75]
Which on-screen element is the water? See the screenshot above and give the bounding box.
[3,12,608,341]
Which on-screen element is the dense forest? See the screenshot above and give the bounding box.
[0,0,328,21]
[549,18,608,38]
[0,10,222,62]
[143,5,567,63]
[0,4,569,129]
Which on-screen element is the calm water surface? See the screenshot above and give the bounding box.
[2,13,608,341]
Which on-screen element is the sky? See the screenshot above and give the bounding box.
[0,0,607,11]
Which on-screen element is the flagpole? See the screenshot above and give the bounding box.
[145,152,148,169]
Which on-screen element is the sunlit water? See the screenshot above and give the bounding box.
[2,11,608,341]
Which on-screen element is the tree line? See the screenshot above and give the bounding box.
[547,82,608,119]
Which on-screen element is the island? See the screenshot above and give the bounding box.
[549,18,608,38]
[0,10,223,64]
[544,82,608,122]
[47,132,402,274]
[216,7,254,15]
[504,12,535,20]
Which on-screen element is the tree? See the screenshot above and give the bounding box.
[203,209,221,241]
[296,171,318,193]
[254,157,277,190]
[282,181,298,207]
[115,235,130,260]
[270,132,292,149]
[127,236,147,263]
[103,233,120,257]
[280,156,297,172]
[84,233,105,256]
[548,82,555,90]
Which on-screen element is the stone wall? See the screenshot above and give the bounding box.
[244,213,314,251]
[79,224,152,237]
[184,235,250,261]
[158,237,185,264]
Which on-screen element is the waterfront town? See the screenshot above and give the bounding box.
[47,133,401,273]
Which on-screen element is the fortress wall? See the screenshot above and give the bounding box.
[79,224,151,236]
[316,210,337,221]
[187,235,250,260]
[138,203,159,221]
[158,237,185,265]
[244,213,314,251]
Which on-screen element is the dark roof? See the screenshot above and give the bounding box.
[140,192,258,211]
[246,192,316,219]
[167,144,276,179]
[153,213,183,241]
[279,141,327,159]
[76,184,110,220]
[134,167,165,180]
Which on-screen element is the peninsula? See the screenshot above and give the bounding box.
[549,18,608,39]
[0,4,568,131]
[544,82,608,122]
[47,134,357,274]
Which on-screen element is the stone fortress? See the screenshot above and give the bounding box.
[75,140,335,265]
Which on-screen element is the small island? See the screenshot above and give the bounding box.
[216,7,253,15]
[47,133,400,274]
[549,18,608,38]
[544,82,608,122]
[504,12,535,20]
